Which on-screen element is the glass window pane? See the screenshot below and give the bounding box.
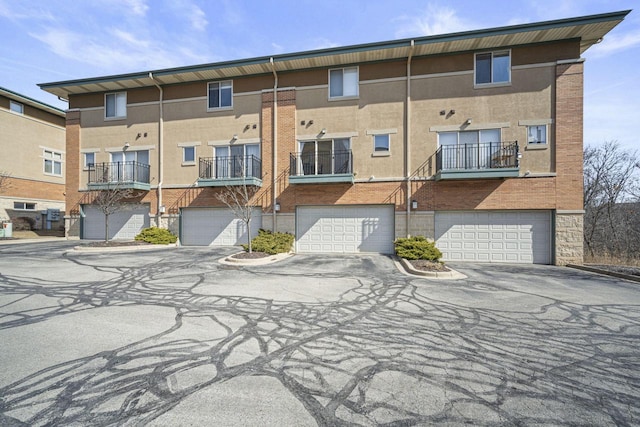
[493,52,510,83]
[183,147,195,162]
[220,86,232,107]
[10,101,23,114]
[116,93,126,116]
[459,131,478,145]
[439,132,458,146]
[106,94,116,117]
[111,152,123,163]
[245,144,260,159]
[374,134,389,151]
[44,159,52,174]
[54,161,62,175]
[343,68,358,97]
[329,69,343,97]
[85,153,94,167]
[333,138,350,152]
[476,53,491,84]
[136,150,149,165]
[208,83,220,108]
[479,129,500,144]
[53,152,62,160]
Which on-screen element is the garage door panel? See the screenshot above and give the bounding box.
[436,211,551,264]
[181,208,261,246]
[297,205,394,254]
[82,205,150,240]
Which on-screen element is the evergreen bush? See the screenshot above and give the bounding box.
[394,236,442,261]
[243,229,294,254]
[134,227,178,245]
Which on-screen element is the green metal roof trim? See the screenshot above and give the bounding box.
[39,9,630,98]
[0,85,65,116]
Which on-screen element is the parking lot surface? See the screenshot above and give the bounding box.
[0,242,639,426]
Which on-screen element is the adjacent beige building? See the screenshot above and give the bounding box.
[40,10,629,264]
[0,86,65,231]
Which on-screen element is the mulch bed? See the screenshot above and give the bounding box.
[85,240,152,248]
[230,251,270,259]
[407,260,450,272]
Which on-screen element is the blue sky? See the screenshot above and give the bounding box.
[1,0,638,150]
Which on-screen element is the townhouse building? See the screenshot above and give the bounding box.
[0,86,65,231]
[40,10,629,264]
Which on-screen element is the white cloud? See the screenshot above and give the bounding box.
[0,0,55,21]
[116,0,149,16]
[189,5,208,31]
[311,38,340,50]
[394,4,477,38]
[588,30,640,58]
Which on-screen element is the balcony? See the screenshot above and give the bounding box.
[198,155,262,187]
[435,141,520,180]
[289,150,354,184]
[87,161,151,190]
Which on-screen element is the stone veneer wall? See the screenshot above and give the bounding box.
[555,212,584,265]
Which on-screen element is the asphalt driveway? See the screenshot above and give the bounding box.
[0,241,639,426]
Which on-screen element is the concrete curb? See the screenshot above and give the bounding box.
[395,257,467,279]
[0,237,67,245]
[219,252,294,266]
[69,243,177,253]
[567,264,640,283]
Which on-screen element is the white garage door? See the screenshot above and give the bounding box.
[181,207,261,246]
[435,211,551,264]
[82,204,150,240]
[296,205,395,254]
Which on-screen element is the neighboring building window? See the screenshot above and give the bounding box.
[13,202,36,210]
[105,92,126,119]
[44,150,63,176]
[475,51,510,85]
[10,101,24,114]
[208,81,232,109]
[374,134,390,153]
[84,152,95,169]
[183,146,195,163]
[329,67,358,98]
[214,144,260,177]
[527,125,547,145]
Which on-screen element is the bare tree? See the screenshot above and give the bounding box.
[216,182,260,252]
[0,171,10,194]
[91,184,140,241]
[584,141,640,259]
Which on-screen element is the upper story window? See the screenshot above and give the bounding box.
[9,101,24,114]
[527,125,547,145]
[329,67,358,99]
[105,92,126,119]
[214,144,260,178]
[208,81,232,110]
[183,146,196,164]
[44,149,63,176]
[111,150,149,165]
[374,134,390,153]
[13,202,36,210]
[83,152,95,170]
[475,51,510,86]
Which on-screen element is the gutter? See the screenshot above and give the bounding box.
[270,58,278,231]
[406,40,415,237]
[148,73,164,225]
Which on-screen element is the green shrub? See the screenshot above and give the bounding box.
[135,227,178,245]
[243,229,294,254]
[394,236,442,261]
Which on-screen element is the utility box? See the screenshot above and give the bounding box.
[47,209,61,221]
[1,222,12,238]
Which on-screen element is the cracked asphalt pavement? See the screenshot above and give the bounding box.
[0,241,639,426]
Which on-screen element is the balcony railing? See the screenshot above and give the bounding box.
[198,155,262,186]
[87,161,151,190]
[435,141,520,180]
[289,150,354,184]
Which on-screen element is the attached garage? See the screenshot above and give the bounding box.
[81,204,150,240]
[296,205,395,254]
[435,211,551,264]
[181,207,261,246]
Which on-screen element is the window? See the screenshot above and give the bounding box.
[84,152,95,169]
[10,101,23,114]
[183,146,195,163]
[329,67,358,98]
[475,51,510,85]
[527,125,547,145]
[438,129,502,169]
[105,92,126,119]
[208,81,232,109]
[298,138,351,175]
[110,150,149,182]
[44,150,63,176]
[374,134,390,153]
[13,202,36,210]
[214,144,260,178]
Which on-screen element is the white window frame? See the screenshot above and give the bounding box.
[474,50,511,87]
[207,80,233,110]
[9,101,24,114]
[13,202,36,210]
[105,92,127,120]
[182,146,196,165]
[527,125,547,145]
[329,66,359,100]
[83,152,96,170]
[373,134,390,155]
[43,149,63,176]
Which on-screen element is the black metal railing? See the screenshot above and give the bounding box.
[199,155,261,180]
[435,141,519,172]
[289,150,353,176]
[88,161,150,185]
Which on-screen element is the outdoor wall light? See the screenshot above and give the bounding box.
[232,134,238,140]
[411,200,418,210]
[124,142,130,148]
[320,128,327,134]
[275,202,281,212]
[465,118,472,125]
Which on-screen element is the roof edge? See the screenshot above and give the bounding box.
[0,85,65,117]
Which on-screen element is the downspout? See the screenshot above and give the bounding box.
[149,72,164,227]
[406,40,415,237]
[270,58,278,232]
